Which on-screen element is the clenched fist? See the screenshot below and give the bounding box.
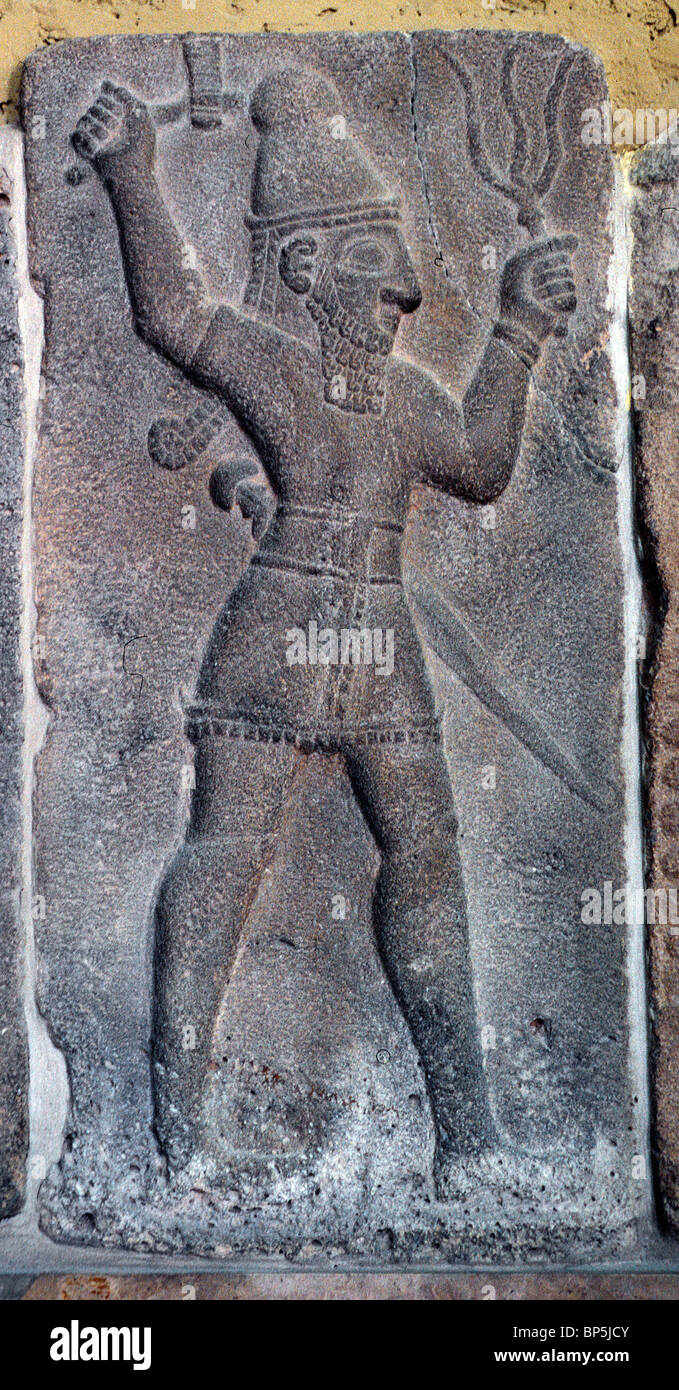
[72,81,155,177]
[499,233,578,343]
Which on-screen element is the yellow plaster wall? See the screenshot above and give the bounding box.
[1,0,678,135]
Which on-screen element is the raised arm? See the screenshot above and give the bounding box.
[409,235,578,503]
[73,83,215,369]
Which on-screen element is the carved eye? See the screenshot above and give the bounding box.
[340,238,390,274]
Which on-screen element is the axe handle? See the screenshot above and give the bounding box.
[149,92,244,131]
[151,96,190,126]
[149,93,244,127]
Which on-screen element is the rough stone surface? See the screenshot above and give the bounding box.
[20,29,643,1260]
[12,1271,679,1300]
[630,139,679,1238]
[0,129,28,1220]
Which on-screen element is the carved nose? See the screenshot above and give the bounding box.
[382,276,422,314]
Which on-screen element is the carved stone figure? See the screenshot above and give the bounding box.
[72,63,577,1196]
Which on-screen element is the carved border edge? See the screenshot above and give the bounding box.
[0,129,29,1221]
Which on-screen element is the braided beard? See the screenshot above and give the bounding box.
[306,263,392,415]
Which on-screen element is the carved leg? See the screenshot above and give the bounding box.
[345,738,496,1193]
[152,735,300,1171]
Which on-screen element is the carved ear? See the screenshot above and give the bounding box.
[279,236,318,294]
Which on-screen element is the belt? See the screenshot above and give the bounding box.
[184,707,441,750]
[251,502,403,584]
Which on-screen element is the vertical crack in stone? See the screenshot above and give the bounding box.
[408,37,450,282]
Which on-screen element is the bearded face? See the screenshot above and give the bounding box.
[273,221,422,415]
[305,224,422,414]
[306,261,392,414]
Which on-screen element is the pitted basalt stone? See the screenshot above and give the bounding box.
[20,29,645,1259]
[0,130,28,1220]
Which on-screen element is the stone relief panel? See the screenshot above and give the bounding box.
[19,29,644,1259]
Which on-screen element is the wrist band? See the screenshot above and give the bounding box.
[493,319,540,369]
